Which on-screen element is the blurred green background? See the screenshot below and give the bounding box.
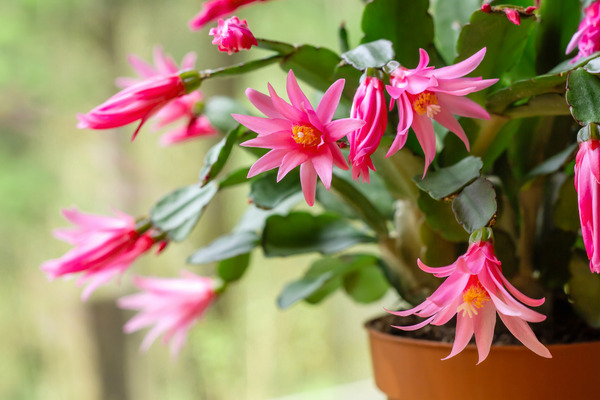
[0,0,392,398]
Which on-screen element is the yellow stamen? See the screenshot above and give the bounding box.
[292,125,321,147]
[412,92,441,118]
[456,282,490,318]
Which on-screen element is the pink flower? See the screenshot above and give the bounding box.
[504,8,520,25]
[232,70,364,206]
[159,115,217,146]
[348,75,388,183]
[386,48,497,175]
[77,70,201,140]
[118,272,216,356]
[567,1,600,62]
[574,139,600,273]
[41,208,156,300]
[389,239,551,363]
[121,49,217,144]
[189,0,269,30]
[209,16,258,54]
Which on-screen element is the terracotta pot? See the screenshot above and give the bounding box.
[365,316,600,400]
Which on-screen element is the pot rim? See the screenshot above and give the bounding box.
[364,315,600,352]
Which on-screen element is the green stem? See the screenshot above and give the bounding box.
[503,93,571,119]
[330,175,389,237]
[199,54,285,80]
[256,38,296,54]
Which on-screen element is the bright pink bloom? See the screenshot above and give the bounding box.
[567,1,600,62]
[389,240,551,363]
[41,208,155,300]
[348,75,388,183]
[105,47,211,142]
[118,272,216,356]
[504,8,521,25]
[77,75,188,140]
[159,115,217,146]
[386,48,497,175]
[233,70,364,206]
[189,0,269,30]
[209,16,258,54]
[574,139,600,273]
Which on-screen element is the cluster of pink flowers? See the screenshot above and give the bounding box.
[390,237,551,362]
[567,0,600,62]
[49,0,600,364]
[42,208,217,354]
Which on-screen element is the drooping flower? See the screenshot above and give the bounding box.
[348,73,388,183]
[386,48,498,175]
[118,272,216,356]
[189,0,270,30]
[80,47,207,141]
[233,70,365,206]
[41,208,156,300]
[389,233,551,363]
[567,1,600,62]
[574,130,600,273]
[209,16,258,54]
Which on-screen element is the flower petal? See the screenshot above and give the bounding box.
[316,79,345,123]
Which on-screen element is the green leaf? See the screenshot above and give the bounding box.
[455,9,536,97]
[280,45,341,93]
[486,73,568,115]
[330,171,391,236]
[218,167,251,189]
[262,212,376,257]
[526,143,577,179]
[187,231,259,264]
[204,96,247,133]
[217,253,251,283]
[342,263,389,303]
[277,272,335,309]
[414,156,483,199]
[341,39,395,70]
[361,0,434,68]
[256,38,296,54]
[234,193,302,233]
[535,0,581,73]
[417,193,469,242]
[554,176,581,232]
[567,68,600,125]
[569,253,600,328]
[452,177,497,233]
[199,125,245,185]
[150,182,219,241]
[332,63,363,101]
[277,254,389,308]
[205,54,283,78]
[431,0,480,64]
[249,170,301,210]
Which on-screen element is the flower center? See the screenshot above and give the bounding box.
[292,125,321,147]
[456,282,490,318]
[412,91,441,118]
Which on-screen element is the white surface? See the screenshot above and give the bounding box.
[267,380,385,400]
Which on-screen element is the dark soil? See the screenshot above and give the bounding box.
[371,295,600,346]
